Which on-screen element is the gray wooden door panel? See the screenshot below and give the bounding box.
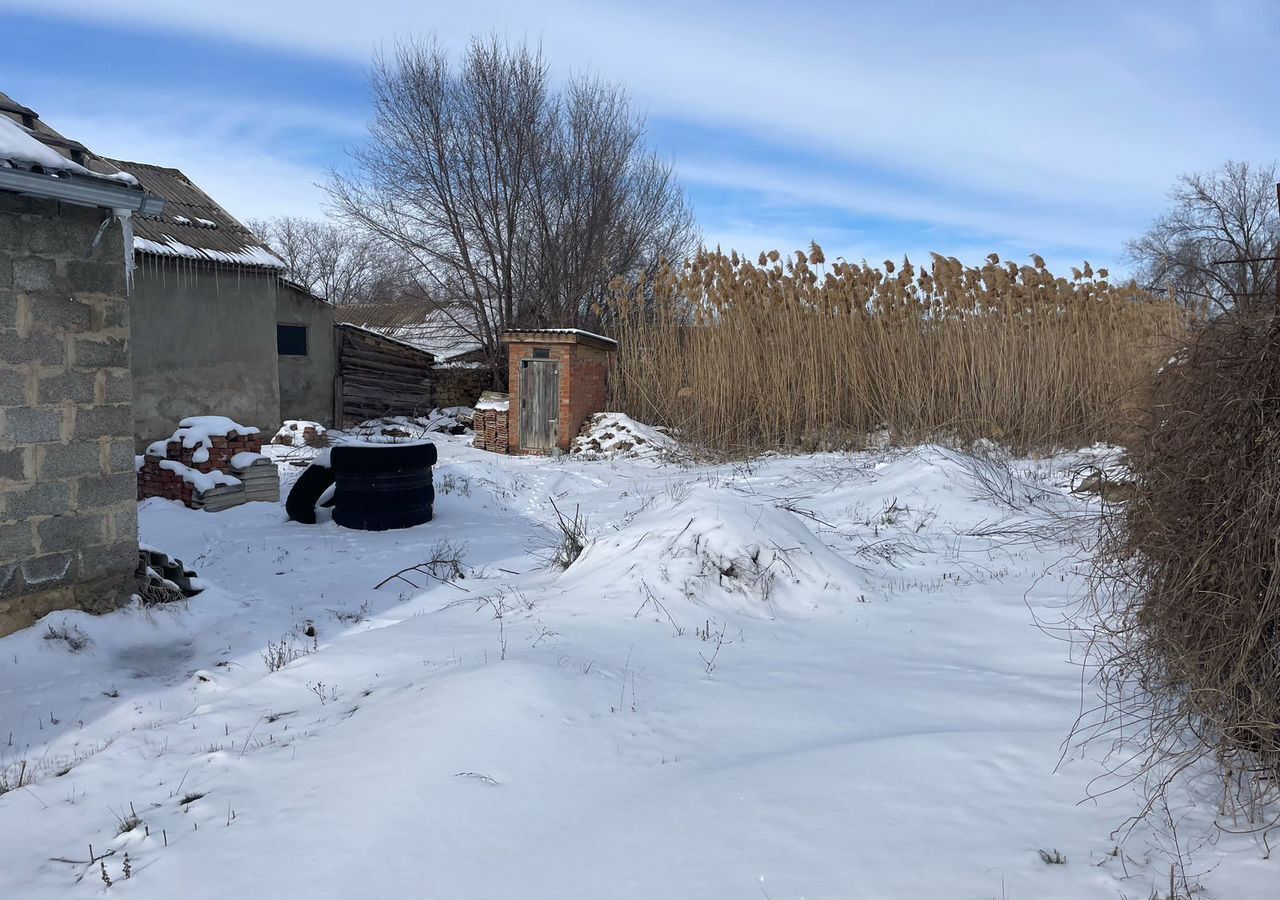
[520,360,559,449]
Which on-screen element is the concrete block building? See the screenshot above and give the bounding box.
[0,92,340,449]
[0,107,163,636]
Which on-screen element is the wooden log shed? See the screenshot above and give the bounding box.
[333,323,438,428]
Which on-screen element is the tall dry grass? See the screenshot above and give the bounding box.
[606,246,1194,453]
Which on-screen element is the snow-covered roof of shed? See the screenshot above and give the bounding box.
[335,322,439,361]
[335,299,491,363]
[503,328,618,348]
[94,158,285,270]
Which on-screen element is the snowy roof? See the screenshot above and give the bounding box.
[336,322,439,361]
[0,113,90,174]
[335,300,491,363]
[503,328,618,348]
[0,91,93,173]
[0,91,281,270]
[0,93,138,190]
[95,158,284,270]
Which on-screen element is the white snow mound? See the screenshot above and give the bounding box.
[560,489,865,617]
[571,412,674,458]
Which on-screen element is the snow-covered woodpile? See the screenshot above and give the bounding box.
[137,416,279,511]
[472,393,510,454]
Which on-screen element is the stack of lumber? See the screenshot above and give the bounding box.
[473,391,510,454]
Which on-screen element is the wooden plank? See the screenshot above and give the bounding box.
[519,359,558,450]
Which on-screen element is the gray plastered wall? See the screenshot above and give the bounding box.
[275,281,335,426]
[128,256,281,447]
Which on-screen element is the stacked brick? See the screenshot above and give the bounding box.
[473,406,510,454]
[136,458,196,507]
[137,427,267,508]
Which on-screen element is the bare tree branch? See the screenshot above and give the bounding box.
[1127,160,1279,314]
[326,34,699,380]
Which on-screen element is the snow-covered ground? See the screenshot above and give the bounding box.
[0,437,1272,898]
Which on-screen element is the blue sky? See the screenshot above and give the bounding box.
[1,0,1276,275]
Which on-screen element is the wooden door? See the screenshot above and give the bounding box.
[519,359,560,450]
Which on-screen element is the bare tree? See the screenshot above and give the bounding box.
[528,77,696,327]
[1128,160,1279,313]
[248,216,409,305]
[328,35,698,376]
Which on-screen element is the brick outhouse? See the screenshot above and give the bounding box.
[502,329,617,455]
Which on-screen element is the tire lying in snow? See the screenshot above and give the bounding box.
[285,461,337,525]
[330,442,436,531]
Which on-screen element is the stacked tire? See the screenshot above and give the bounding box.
[331,442,436,531]
[287,441,437,531]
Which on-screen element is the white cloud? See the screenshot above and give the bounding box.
[679,157,1134,253]
[14,82,341,223]
[4,0,1273,255]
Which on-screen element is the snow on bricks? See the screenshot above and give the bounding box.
[145,415,262,468]
[137,415,277,510]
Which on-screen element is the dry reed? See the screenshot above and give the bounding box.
[605,246,1192,453]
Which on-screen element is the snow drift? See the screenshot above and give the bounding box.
[559,488,866,617]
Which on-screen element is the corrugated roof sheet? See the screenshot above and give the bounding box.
[0,90,91,165]
[334,299,491,362]
[94,158,284,268]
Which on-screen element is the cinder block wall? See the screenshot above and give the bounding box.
[0,194,138,637]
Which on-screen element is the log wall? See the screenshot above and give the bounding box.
[334,324,437,427]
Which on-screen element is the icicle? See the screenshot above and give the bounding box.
[113,209,135,295]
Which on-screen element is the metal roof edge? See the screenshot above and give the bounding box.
[0,167,163,215]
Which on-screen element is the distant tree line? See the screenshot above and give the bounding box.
[247,216,413,306]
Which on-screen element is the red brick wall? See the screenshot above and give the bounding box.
[566,346,609,451]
